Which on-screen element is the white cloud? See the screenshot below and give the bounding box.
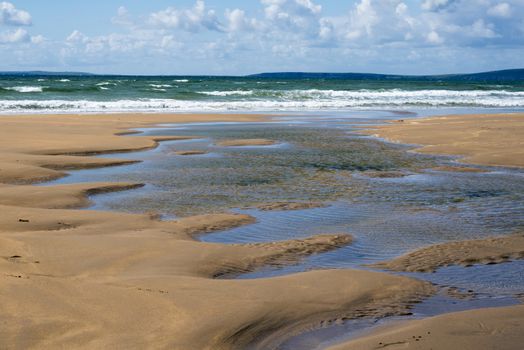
[0,27,29,43]
[67,30,88,43]
[0,1,31,26]
[318,17,334,40]
[261,0,322,31]
[149,0,223,32]
[469,19,498,38]
[225,9,259,32]
[421,0,455,12]
[427,30,444,44]
[30,34,45,44]
[112,6,134,27]
[348,0,378,39]
[295,0,322,15]
[487,2,511,18]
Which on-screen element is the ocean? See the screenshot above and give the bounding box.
[1,75,524,113]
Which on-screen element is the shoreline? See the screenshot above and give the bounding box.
[0,112,523,349]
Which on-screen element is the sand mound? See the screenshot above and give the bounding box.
[370,233,524,272]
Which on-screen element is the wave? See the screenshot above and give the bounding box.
[1,91,523,114]
[150,84,172,88]
[174,79,189,83]
[58,79,71,82]
[4,86,44,93]
[273,89,524,100]
[96,81,118,86]
[200,90,255,96]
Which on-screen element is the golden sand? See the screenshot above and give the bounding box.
[0,113,435,349]
[366,113,524,167]
[328,305,524,350]
[370,233,524,273]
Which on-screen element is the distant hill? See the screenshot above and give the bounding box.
[0,69,523,81]
[0,71,94,77]
[248,69,524,82]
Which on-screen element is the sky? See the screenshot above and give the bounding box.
[0,0,523,75]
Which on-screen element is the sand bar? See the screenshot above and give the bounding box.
[366,113,524,167]
[174,150,207,155]
[369,233,524,272]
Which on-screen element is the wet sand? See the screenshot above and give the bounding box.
[366,113,524,167]
[328,305,524,350]
[370,233,524,272]
[0,113,435,349]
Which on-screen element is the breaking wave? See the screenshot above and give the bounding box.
[0,88,523,114]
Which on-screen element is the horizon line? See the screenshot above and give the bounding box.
[0,67,523,77]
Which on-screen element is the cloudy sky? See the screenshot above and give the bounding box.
[1,0,523,75]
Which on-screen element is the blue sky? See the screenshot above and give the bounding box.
[1,0,523,75]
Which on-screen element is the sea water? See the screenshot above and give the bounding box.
[1,75,524,113]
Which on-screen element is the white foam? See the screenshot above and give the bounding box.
[5,86,43,93]
[201,90,255,96]
[58,79,71,82]
[174,79,189,83]
[1,89,523,113]
[150,84,172,88]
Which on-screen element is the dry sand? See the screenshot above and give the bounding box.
[327,305,524,350]
[369,233,524,273]
[0,113,436,349]
[366,113,524,167]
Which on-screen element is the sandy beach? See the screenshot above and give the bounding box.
[0,113,436,349]
[2,0,524,347]
[0,112,523,349]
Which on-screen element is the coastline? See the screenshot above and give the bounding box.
[0,112,523,349]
